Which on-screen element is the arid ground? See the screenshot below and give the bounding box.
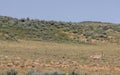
[0,40,120,75]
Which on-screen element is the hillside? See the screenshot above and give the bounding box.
[0,16,120,75]
[0,16,120,44]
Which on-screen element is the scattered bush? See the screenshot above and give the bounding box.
[0,69,116,75]
[0,16,120,44]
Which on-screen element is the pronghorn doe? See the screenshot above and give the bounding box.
[89,51,104,60]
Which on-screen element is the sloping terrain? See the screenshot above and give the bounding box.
[0,16,120,75]
[0,16,120,44]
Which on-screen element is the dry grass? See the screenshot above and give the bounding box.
[0,40,120,74]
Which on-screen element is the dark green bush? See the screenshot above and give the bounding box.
[69,71,80,75]
[51,70,65,75]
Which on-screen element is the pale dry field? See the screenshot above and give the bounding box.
[0,40,120,74]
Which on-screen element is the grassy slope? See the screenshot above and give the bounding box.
[0,16,120,44]
[0,16,120,75]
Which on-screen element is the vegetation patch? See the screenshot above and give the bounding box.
[0,16,119,44]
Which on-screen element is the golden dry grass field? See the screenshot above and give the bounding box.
[0,40,120,75]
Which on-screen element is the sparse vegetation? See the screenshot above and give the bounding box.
[0,16,119,44]
[0,69,114,75]
[0,41,120,75]
[0,16,120,75]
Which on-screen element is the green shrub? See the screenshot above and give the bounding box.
[69,71,80,75]
[7,69,17,75]
[26,69,41,75]
[51,70,65,75]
